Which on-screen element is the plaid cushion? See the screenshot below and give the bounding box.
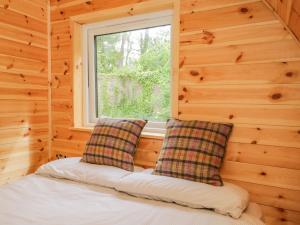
[153,119,233,186]
[81,118,147,171]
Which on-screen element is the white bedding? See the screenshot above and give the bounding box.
[0,158,265,225]
[116,172,249,219]
[0,174,265,225]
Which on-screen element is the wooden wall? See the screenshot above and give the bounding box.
[179,1,300,225]
[49,0,300,224]
[265,0,300,41]
[0,0,49,184]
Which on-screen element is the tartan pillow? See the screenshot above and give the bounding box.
[153,119,233,186]
[81,118,147,171]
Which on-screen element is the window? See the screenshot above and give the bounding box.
[83,11,173,133]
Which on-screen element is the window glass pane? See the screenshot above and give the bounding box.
[95,25,171,122]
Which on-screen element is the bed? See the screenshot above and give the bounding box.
[0,158,265,225]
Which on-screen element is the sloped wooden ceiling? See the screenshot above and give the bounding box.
[265,0,300,41]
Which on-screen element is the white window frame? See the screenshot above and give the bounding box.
[82,10,173,133]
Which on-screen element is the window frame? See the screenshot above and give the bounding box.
[82,10,173,133]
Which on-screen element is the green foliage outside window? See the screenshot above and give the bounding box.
[95,25,171,122]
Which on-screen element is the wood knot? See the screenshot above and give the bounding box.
[251,140,257,144]
[38,139,42,142]
[60,11,64,15]
[201,31,215,44]
[6,64,13,69]
[256,127,261,131]
[182,87,187,92]
[179,58,185,68]
[240,7,249,13]
[20,120,25,123]
[199,77,204,81]
[249,15,253,19]
[280,218,286,222]
[260,171,266,176]
[235,52,244,63]
[3,4,9,9]
[128,8,134,15]
[85,1,92,5]
[190,70,199,76]
[40,147,44,151]
[228,114,234,119]
[285,72,293,77]
[178,95,184,101]
[178,111,182,115]
[278,195,284,199]
[271,93,282,100]
[278,208,285,212]
[27,92,32,96]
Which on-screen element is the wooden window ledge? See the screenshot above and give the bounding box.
[69,127,165,140]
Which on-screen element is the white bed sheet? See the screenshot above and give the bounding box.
[0,174,264,225]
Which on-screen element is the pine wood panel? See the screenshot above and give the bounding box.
[261,205,300,225]
[180,39,300,66]
[0,127,48,145]
[0,7,46,34]
[0,137,47,153]
[180,0,261,14]
[180,21,291,47]
[0,100,48,116]
[179,103,300,126]
[0,22,47,48]
[0,1,49,183]
[49,0,300,224]
[179,61,300,85]
[180,2,275,33]
[0,38,47,61]
[265,0,300,41]
[0,55,47,76]
[0,115,48,130]
[50,0,151,22]
[178,84,300,105]
[0,0,47,22]
[0,71,48,89]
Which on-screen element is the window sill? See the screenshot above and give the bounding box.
[69,127,165,140]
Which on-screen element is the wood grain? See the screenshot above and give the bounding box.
[0,1,49,183]
[47,1,300,224]
[265,0,300,41]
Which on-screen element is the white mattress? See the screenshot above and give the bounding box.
[0,174,263,225]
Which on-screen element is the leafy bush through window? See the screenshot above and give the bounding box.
[95,25,171,122]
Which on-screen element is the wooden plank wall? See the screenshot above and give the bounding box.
[49,0,300,224]
[265,0,300,41]
[0,0,49,185]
